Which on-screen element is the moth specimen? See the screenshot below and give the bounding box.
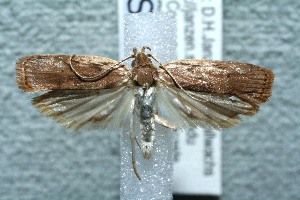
[16,46,274,180]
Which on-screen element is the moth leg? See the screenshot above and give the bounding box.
[135,136,142,150]
[130,109,142,180]
[154,114,177,131]
[69,54,133,82]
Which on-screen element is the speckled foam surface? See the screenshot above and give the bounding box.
[1,0,300,200]
[120,12,176,200]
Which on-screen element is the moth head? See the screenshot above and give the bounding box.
[132,47,152,67]
[135,53,149,67]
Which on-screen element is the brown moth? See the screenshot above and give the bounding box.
[16,46,274,180]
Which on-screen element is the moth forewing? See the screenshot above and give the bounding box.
[160,59,274,107]
[16,54,129,92]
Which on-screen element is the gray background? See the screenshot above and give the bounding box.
[0,0,299,199]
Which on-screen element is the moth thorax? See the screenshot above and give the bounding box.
[141,68,155,87]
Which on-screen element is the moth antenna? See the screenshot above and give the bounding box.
[146,54,163,66]
[130,111,142,180]
[135,136,142,150]
[69,54,132,82]
[119,54,135,63]
[148,54,203,102]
